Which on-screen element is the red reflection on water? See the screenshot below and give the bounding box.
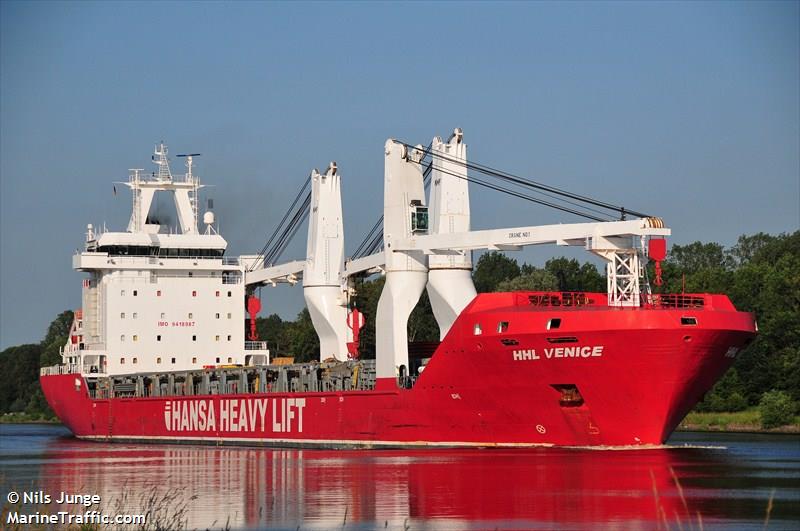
[41,439,707,529]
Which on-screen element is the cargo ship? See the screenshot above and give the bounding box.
[40,131,756,447]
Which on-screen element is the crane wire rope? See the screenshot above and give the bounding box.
[249,175,311,271]
[399,141,651,219]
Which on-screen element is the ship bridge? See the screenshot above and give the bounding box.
[67,142,267,378]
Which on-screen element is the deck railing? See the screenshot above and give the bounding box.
[642,293,706,309]
[245,341,268,350]
[525,291,708,309]
[40,364,106,377]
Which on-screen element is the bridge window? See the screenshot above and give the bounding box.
[120,312,125,319]
[227,291,232,297]
[473,323,482,336]
[133,358,137,364]
[215,335,220,341]
[192,335,197,341]
[156,357,161,364]
[120,358,125,364]
[171,358,176,364]
[547,318,561,330]
[157,335,161,342]
[192,357,197,364]
[160,312,165,319]
[227,313,232,319]
[157,290,162,297]
[497,321,509,333]
[133,312,137,319]
[192,290,197,297]
[216,357,220,363]
[215,313,220,319]
[188,312,193,319]
[133,290,137,296]
[228,357,233,363]
[120,335,125,342]
[216,291,220,297]
[227,335,232,341]
[681,317,698,326]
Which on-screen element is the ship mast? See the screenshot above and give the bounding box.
[124,142,203,234]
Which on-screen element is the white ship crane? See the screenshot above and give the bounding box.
[243,163,350,361]
[368,134,669,381]
[243,129,669,381]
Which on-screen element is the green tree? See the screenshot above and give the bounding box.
[542,257,605,292]
[695,368,748,412]
[668,241,733,272]
[287,308,320,363]
[2,311,73,418]
[408,291,439,342]
[684,231,799,408]
[759,390,796,429]
[351,277,385,359]
[0,344,42,413]
[473,252,520,292]
[256,313,291,357]
[729,232,777,266]
[40,310,73,367]
[496,269,558,292]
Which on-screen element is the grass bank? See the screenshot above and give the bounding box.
[678,408,800,433]
[0,412,59,424]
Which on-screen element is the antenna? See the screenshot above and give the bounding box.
[152,142,172,181]
[176,153,201,181]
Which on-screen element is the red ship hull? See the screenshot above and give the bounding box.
[41,292,756,447]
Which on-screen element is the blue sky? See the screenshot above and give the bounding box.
[1,1,798,348]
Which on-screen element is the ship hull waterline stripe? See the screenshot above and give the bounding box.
[76,434,671,451]
[78,434,553,448]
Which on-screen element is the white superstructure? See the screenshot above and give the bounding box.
[65,143,269,376]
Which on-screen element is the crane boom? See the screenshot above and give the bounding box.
[391,218,669,254]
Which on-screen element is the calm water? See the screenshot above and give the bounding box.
[1,424,798,530]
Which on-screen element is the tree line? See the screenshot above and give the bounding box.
[1,230,796,421]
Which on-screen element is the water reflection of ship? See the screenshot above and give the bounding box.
[41,438,732,528]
